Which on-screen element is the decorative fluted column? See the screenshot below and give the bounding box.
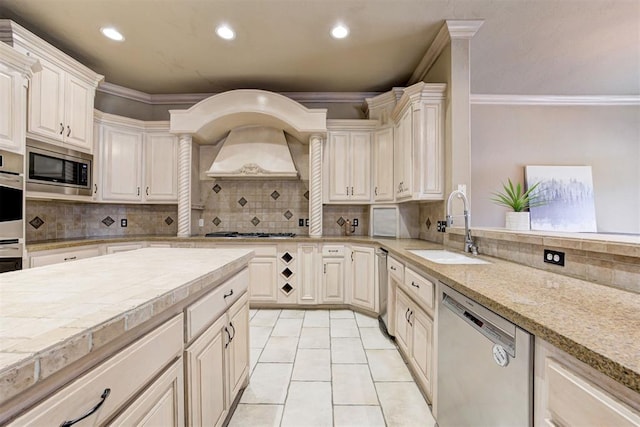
[308,134,324,238]
[177,134,192,237]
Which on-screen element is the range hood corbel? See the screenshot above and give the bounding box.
[206,126,299,179]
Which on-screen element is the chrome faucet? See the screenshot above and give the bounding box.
[446,190,478,255]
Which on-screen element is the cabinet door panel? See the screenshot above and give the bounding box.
[297,244,318,304]
[28,58,64,141]
[145,133,178,201]
[186,316,228,427]
[248,257,278,302]
[395,290,411,355]
[322,258,344,303]
[64,74,93,151]
[374,128,394,202]
[351,246,375,311]
[350,132,371,201]
[101,126,143,201]
[0,71,16,149]
[228,295,249,401]
[327,132,350,201]
[411,308,433,396]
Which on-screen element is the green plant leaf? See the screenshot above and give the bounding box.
[491,179,545,212]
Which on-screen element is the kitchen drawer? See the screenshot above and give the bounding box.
[322,245,345,257]
[105,242,144,254]
[546,359,640,427]
[10,314,183,426]
[29,245,102,268]
[185,268,249,342]
[225,245,276,257]
[388,256,404,283]
[404,267,434,312]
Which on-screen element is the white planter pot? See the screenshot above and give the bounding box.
[505,212,530,231]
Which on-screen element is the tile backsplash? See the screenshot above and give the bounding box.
[419,201,445,244]
[195,179,310,235]
[322,205,370,237]
[26,201,178,242]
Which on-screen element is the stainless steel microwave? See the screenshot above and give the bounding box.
[26,140,92,196]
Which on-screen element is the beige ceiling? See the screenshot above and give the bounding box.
[1,0,638,95]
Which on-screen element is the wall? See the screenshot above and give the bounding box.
[322,205,369,237]
[26,201,177,242]
[470,104,640,233]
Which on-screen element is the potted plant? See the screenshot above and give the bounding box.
[491,179,543,230]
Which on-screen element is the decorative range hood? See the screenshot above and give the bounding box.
[206,126,299,179]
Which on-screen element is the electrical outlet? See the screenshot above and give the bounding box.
[457,184,466,194]
[543,249,565,266]
[353,218,359,227]
[198,218,204,227]
[305,219,309,227]
[299,219,304,226]
[437,220,447,233]
[120,219,127,227]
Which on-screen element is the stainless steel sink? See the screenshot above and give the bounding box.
[407,249,490,265]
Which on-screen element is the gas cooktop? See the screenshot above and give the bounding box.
[204,231,297,238]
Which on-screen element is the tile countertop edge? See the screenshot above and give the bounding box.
[0,249,255,404]
[23,235,640,394]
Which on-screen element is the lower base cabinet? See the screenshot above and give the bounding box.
[185,293,249,427]
[395,287,434,402]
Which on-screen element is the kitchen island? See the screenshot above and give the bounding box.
[0,248,254,425]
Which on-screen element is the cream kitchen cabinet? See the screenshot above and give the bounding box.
[0,42,38,154]
[395,287,434,402]
[94,112,178,204]
[349,245,377,312]
[105,242,144,254]
[324,120,377,203]
[535,338,640,427]
[0,20,103,153]
[297,243,320,304]
[391,82,446,201]
[185,292,249,427]
[9,314,184,426]
[373,127,394,202]
[321,245,346,303]
[28,244,102,268]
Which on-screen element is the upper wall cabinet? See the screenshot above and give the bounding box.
[0,20,104,153]
[94,112,178,204]
[391,83,446,201]
[0,42,39,154]
[373,127,394,202]
[324,120,377,203]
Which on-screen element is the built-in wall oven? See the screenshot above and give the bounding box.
[26,140,92,196]
[0,149,24,272]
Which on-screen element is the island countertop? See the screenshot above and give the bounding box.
[0,247,254,403]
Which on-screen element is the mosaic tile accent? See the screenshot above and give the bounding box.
[101,216,115,227]
[165,216,174,225]
[238,197,247,207]
[425,217,432,230]
[271,190,280,200]
[212,217,222,226]
[281,283,293,294]
[251,216,260,226]
[337,217,346,226]
[212,184,222,193]
[304,190,309,200]
[281,252,293,263]
[29,216,44,229]
[281,267,293,279]
[284,210,293,220]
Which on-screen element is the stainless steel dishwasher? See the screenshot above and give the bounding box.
[376,248,393,337]
[437,283,533,427]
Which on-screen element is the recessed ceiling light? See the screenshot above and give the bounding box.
[100,27,125,42]
[331,24,349,39]
[216,24,235,40]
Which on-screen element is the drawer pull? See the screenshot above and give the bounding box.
[408,310,413,326]
[63,256,77,261]
[411,281,420,289]
[60,388,111,426]
[59,123,64,134]
[224,327,231,348]
[223,289,234,299]
[229,322,235,341]
[390,266,396,271]
[405,308,410,321]
[66,125,71,137]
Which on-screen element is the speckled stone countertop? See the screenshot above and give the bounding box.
[22,235,640,394]
[0,248,254,403]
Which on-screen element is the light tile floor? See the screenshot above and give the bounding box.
[229,309,436,427]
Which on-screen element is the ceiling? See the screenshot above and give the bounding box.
[1,0,638,95]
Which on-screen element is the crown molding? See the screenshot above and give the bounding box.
[94,109,169,129]
[97,81,380,105]
[0,39,41,77]
[326,119,379,131]
[470,94,640,106]
[408,19,484,85]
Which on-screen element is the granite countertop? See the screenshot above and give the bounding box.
[20,235,640,394]
[0,248,254,403]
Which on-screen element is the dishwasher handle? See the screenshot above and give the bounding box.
[442,292,516,357]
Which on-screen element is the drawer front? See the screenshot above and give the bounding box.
[404,267,434,311]
[388,256,404,283]
[546,359,640,427]
[225,245,276,257]
[29,246,101,268]
[185,268,249,342]
[322,245,345,257]
[10,314,183,426]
